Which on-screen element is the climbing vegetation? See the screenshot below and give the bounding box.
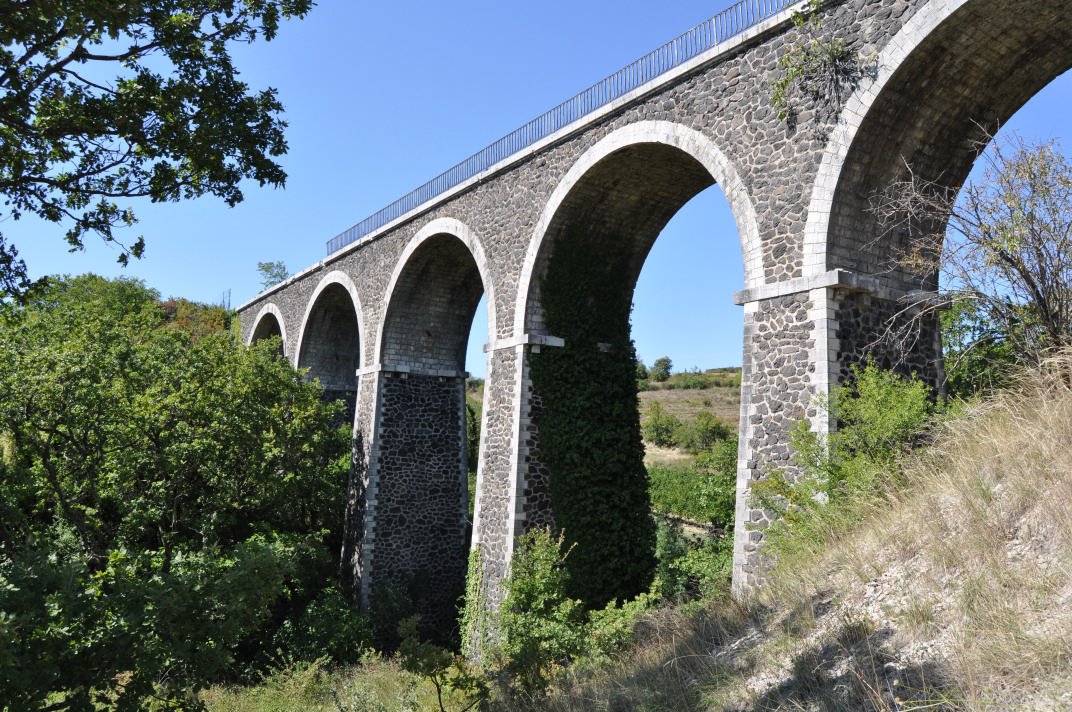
[527,228,656,608]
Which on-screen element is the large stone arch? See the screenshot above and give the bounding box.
[247,302,287,356]
[504,120,761,606]
[804,0,1072,299]
[362,217,493,642]
[375,217,496,369]
[516,120,762,337]
[295,271,364,423]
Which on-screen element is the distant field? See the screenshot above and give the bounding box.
[467,367,742,433]
[639,367,741,431]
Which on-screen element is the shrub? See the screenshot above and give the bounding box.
[497,529,588,692]
[647,441,736,528]
[753,362,938,549]
[652,520,733,603]
[271,586,373,667]
[0,276,350,707]
[641,401,682,447]
[497,529,653,693]
[675,410,732,454]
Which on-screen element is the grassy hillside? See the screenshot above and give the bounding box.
[468,368,743,432]
[640,367,742,430]
[211,362,1072,710]
[503,362,1072,710]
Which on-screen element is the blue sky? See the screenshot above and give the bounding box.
[12,1,1071,377]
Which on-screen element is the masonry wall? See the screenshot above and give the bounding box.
[364,372,469,639]
[236,0,1072,622]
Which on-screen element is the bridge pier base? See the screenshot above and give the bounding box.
[731,277,942,594]
[346,367,470,646]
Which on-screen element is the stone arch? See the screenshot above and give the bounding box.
[247,302,287,356]
[516,120,761,337]
[295,271,363,420]
[803,0,1072,284]
[366,217,492,641]
[376,217,496,369]
[509,120,759,607]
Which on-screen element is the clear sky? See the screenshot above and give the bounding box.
[11,1,1071,377]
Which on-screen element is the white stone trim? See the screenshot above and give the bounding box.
[731,268,916,304]
[356,363,469,379]
[505,344,528,564]
[515,120,763,339]
[246,302,288,353]
[294,270,366,370]
[802,0,968,276]
[374,217,497,369]
[484,333,565,352]
[730,299,759,598]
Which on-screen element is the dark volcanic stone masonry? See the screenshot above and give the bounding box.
[237,0,1072,628]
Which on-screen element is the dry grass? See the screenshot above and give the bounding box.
[496,358,1072,710]
[210,361,1072,711]
[639,384,741,430]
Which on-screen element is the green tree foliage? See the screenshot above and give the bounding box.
[257,260,290,290]
[641,401,682,448]
[160,296,232,340]
[676,410,732,454]
[0,1,312,302]
[754,363,937,548]
[0,275,362,709]
[527,229,656,608]
[635,359,649,380]
[941,296,1018,398]
[649,356,673,382]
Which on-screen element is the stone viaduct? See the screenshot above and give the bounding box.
[238,0,1072,632]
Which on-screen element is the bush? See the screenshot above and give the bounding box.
[675,410,732,454]
[753,362,938,549]
[652,520,733,603]
[271,587,373,667]
[0,275,350,708]
[497,529,653,693]
[641,401,682,447]
[647,439,737,527]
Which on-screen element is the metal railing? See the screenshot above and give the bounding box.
[326,0,795,256]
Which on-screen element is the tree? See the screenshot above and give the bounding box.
[257,260,290,289]
[635,359,649,380]
[871,135,1072,388]
[650,355,673,382]
[0,1,313,303]
[0,275,357,709]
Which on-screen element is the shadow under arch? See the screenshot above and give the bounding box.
[295,271,364,424]
[247,302,287,357]
[804,0,1072,300]
[511,121,759,608]
[517,120,762,338]
[365,218,494,644]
